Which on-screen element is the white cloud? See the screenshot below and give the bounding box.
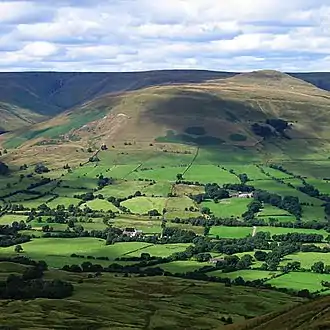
[21,42,58,57]
[0,0,329,71]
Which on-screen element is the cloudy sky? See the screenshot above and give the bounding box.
[0,0,329,72]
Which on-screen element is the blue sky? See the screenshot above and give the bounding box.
[0,0,329,72]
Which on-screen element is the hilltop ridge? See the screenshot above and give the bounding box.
[2,69,330,162]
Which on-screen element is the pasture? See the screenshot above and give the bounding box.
[121,196,167,214]
[82,199,120,212]
[282,252,330,269]
[267,272,330,293]
[201,198,251,218]
[0,238,153,267]
[183,165,240,184]
[0,214,27,225]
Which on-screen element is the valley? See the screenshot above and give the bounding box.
[1,70,330,329]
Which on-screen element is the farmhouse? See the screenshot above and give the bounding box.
[123,227,143,237]
[209,257,225,264]
[238,192,253,198]
[232,192,254,198]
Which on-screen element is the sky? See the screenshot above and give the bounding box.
[0,0,329,72]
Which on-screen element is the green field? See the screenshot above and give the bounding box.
[184,165,240,184]
[121,196,168,214]
[267,272,330,293]
[47,197,82,208]
[125,243,191,258]
[0,238,152,267]
[3,70,330,329]
[282,252,330,269]
[201,198,251,218]
[257,205,296,223]
[127,166,179,181]
[0,214,27,224]
[82,199,120,212]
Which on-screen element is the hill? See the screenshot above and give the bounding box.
[0,70,330,119]
[0,260,304,329]
[0,102,46,132]
[0,70,234,116]
[3,70,330,159]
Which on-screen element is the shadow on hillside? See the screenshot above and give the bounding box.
[144,90,326,159]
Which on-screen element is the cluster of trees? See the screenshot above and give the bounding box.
[301,244,330,253]
[190,183,230,204]
[216,254,254,272]
[0,268,73,300]
[311,261,330,274]
[242,200,262,221]
[34,163,50,174]
[254,190,302,219]
[251,119,290,139]
[0,221,31,247]
[0,161,9,175]
[205,183,229,201]
[272,233,323,243]
[0,257,73,300]
[223,183,255,192]
[97,174,114,189]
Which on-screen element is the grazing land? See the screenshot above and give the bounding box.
[2,70,330,328]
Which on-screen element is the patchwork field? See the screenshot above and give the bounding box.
[1,139,330,328]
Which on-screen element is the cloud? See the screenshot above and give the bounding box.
[0,0,329,71]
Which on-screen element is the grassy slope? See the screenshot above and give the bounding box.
[3,70,330,159]
[0,262,304,330]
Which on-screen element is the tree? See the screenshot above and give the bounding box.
[14,245,23,253]
[176,173,183,180]
[148,209,161,217]
[238,173,249,184]
[203,226,210,236]
[34,163,49,174]
[311,261,325,273]
[254,250,268,261]
[201,207,211,215]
